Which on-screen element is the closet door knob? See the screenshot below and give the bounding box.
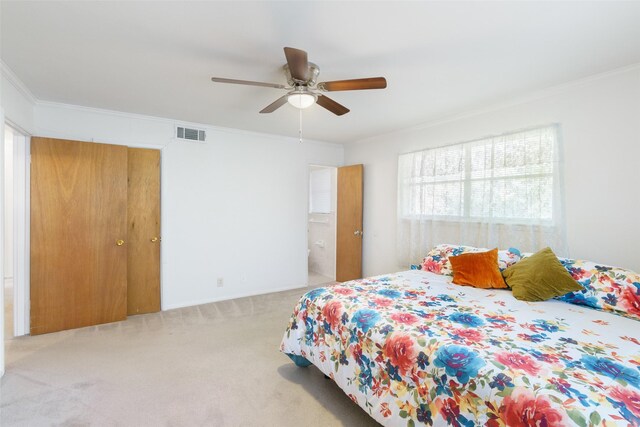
[151,237,159,243]
[116,239,125,246]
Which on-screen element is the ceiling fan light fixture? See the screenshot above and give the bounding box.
[211,47,387,116]
[287,92,316,109]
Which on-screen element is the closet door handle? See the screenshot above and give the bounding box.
[151,237,159,243]
[116,239,125,246]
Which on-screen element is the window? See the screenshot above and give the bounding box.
[399,125,558,224]
[309,168,332,213]
[396,125,566,266]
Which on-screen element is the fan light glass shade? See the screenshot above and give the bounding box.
[287,93,316,109]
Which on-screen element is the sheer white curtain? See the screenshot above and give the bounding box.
[397,125,567,266]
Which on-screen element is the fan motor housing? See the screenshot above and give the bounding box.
[284,62,320,87]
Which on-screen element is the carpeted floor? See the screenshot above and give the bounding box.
[307,272,335,287]
[0,287,380,426]
[4,279,14,340]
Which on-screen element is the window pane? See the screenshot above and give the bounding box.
[470,176,553,220]
[424,182,464,216]
[398,125,557,224]
[309,169,332,213]
[469,142,490,180]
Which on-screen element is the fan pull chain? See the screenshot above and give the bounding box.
[299,108,303,143]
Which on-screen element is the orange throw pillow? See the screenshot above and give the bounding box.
[449,248,507,289]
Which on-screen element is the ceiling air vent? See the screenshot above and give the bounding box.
[176,126,206,142]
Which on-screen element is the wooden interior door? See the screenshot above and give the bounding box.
[127,147,161,315]
[336,164,363,282]
[30,137,128,335]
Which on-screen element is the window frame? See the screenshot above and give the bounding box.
[398,124,559,226]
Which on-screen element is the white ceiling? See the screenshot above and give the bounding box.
[2,1,640,144]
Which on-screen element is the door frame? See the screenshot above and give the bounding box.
[10,136,165,336]
[306,163,338,285]
[3,121,31,337]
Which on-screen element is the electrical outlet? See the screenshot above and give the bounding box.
[217,277,224,287]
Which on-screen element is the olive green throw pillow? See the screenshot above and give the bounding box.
[502,247,583,301]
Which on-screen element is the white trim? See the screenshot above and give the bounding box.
[4,55,640,149]
[332,167,337,281]
[1,109,6,376]
[12,132,29,337]
[305,166,310,287]
[3,119,31,140]
[2,61,340,149]
[0,61,37,106]
[35,100,341,149]
[354,62,640,145]
[29,129,168,151]
[161,284,307,311]
[159,146,167,312]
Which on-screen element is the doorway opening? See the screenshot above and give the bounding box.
[3,123,29,339]
[307,165,337,287]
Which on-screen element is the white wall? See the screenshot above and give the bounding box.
[34,102,344,309]
[345,65,640,276]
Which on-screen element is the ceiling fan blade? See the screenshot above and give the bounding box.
[284,47,309,82]
[316,95,350,116]
[259,95,289,114]
[318,77,387,92]
[211,77,285,89]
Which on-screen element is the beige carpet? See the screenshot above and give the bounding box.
[308,271,337,287]
[4,279,14,340]
[1,288,379,426]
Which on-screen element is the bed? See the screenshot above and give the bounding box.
[280,265,640,426]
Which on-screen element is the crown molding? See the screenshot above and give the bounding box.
[354,61,640,145]
[0,61,340,148]
[1,61,37,106]
[34,100,343,149]
[8,54,638,148]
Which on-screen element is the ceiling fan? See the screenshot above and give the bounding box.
[211,47,387,116]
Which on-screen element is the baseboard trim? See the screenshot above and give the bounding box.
[161,284,308,311]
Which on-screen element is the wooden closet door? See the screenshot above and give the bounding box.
[30,137,128,335]
[127,147,161,315]
[336,164,363,282]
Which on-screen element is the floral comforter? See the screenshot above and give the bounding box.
[280,271,640,426]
